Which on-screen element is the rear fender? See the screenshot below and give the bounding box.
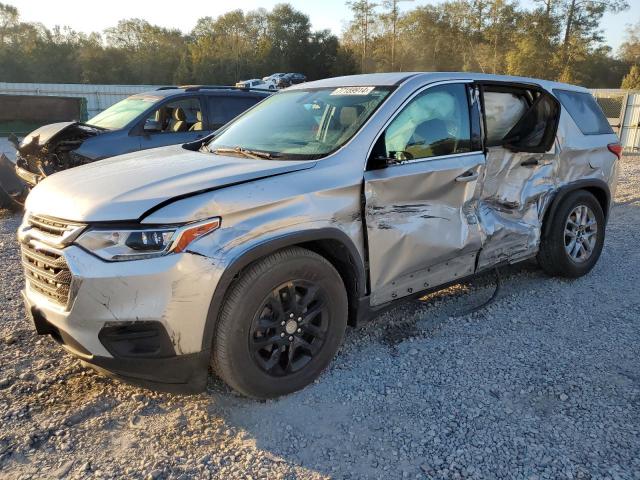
[540,178,611,240]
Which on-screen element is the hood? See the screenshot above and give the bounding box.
[25,145,316,222]
[19,122,103,152]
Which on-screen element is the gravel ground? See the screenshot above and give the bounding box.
[1,156,639,480]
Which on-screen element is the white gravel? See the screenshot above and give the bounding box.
[1,156,639,480]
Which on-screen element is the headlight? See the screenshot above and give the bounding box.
[75,218,221,261]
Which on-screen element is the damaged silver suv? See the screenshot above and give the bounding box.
[19,73,620,398]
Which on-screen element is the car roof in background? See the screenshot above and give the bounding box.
[135,86,271,99]
[288,72,589,93]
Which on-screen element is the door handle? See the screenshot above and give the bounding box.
[455,171,479,182]
[520,157,540,167]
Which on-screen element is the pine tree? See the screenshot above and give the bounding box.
[621,65,640,89]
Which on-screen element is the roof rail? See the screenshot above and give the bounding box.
[179,85,273,93]
[156,86,180,90]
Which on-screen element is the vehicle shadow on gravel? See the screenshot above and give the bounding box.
[201,260,561,478]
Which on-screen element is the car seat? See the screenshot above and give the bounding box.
[170,107,187,132]
[189,111,203,131]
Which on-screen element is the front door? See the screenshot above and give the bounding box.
[139,96,208,150]
[364,82,485,306]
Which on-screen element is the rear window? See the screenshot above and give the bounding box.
[553,89,613,135]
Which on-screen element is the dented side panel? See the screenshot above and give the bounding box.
[475,146,558,269]
[364,152,485,305]
[475,107,618,271]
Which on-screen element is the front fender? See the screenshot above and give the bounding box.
[193,226,367,352]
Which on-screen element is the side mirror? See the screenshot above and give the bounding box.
[143,119,161,133]
[368,136,394,169]
[368,154,391,170]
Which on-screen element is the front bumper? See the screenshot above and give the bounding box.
[21,245,222,393]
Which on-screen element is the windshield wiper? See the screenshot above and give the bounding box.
[213,146,279,160]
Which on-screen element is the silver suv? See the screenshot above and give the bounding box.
[19,73,620,398]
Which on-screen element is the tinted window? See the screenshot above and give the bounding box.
[209,96,262,129]
[554,89,613,135]
[383,83,471,161]
[483,91,528,146]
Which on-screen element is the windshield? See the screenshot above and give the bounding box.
[206,86,392,160]
[87,95,160,130]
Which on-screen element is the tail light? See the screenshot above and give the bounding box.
[607,143,622,159]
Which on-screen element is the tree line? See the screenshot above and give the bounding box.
[0,1,638,88]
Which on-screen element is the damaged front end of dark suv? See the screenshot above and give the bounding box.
[16,121,103,181]
[0,122,103,206]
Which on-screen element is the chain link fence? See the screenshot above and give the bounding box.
[591,89,640,152]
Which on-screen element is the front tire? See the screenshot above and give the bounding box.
[211,247,348,399]
[538,190,605,278]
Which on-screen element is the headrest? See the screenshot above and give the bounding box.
[173,107,186,121]
[196,110,202,122]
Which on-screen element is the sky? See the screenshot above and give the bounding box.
[9,0,638,53]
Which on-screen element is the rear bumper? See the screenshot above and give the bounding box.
[23,289,210,394]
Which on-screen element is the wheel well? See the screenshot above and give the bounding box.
[540,182,610,243]
[582,186,609,219]
[298,239,362,327]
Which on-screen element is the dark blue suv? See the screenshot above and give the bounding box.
[1,86,271,204]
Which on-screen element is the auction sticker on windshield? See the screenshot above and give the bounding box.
[331,87,376,96]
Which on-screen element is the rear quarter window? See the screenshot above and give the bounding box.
[208,95,262,128]
[553,89,614,135]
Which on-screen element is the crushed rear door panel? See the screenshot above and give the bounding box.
[474,83,562,270]
[476,146,558,269]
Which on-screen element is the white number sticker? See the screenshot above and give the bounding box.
[331,87,375,96]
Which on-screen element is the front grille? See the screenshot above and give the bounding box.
[19,215,82,307]
[27,214,84,243]
[21,242,71,306]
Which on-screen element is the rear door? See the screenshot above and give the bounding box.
[364,81,485,306]
[475,82,561,270]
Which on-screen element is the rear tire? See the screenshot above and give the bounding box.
[211,247,348,399]
[538,190,605,278]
